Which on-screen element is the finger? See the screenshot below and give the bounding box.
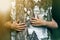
[16,23,25,26]
[21,23,25,25]
[30,20,36,22]
[32,23,40,26]
[31,18,37,20]
[17,25,26,29]
[19,23,25,25]
[23,25,27,27]
[31,22,35,24]
[31,21,37,24]
[15,29,24,32]
[18,28,25,30]
[16,26,24,28]
[18,25,26,28]
[31,24,37,26]
[16,23,21,26]
[15,26,25,30]
[16,27,25,31]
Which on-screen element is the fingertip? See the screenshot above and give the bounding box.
[31,18,37,20]
[24,25,27,27]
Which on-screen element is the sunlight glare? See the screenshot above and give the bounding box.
[0,0,11,12]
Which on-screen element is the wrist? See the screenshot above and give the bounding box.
[43,20,47,26]
[10,22,15,30]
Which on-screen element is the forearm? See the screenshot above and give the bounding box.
[45,19,58,28]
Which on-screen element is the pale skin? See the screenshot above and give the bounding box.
[4,21,26,31]
[1,0,57,32]
[30,18,58,28]
[4,17,58,32]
